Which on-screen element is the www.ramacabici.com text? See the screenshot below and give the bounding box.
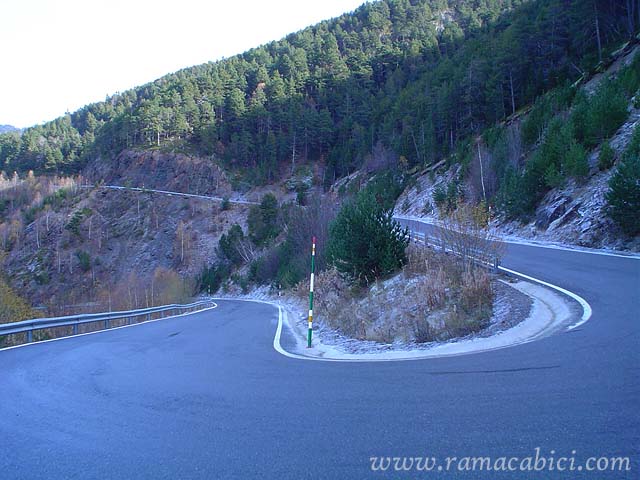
[369,448,631,473]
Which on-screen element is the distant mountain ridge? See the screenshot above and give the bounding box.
[0,125,19,134]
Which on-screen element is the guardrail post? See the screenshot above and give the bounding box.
[26,329,33,343]
[104,319,110,330]
[73,324,78,335]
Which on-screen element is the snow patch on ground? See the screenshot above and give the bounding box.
[278,279,572,361]
[216,277,574,361]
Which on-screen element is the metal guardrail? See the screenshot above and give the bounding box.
[408,229,501,271]
[0,300,216,344]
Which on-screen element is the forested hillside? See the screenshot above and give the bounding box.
[0,0,639,318]
[0,0,634,186]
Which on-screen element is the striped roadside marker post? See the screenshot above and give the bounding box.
[307,236,316,348]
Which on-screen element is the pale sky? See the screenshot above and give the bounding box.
[0,0,367,128]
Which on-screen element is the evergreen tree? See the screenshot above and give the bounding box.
[328,190,408,284]
[606,154,640,236]
[248,193,280,246]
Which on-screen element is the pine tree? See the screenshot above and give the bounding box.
[606,152,640,236]
[328,190,408,284]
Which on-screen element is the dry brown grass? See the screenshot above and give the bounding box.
[460,269,493,314]
[303,238,497,344]
[417,266,448,310]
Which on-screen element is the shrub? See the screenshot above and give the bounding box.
[544,163,564,189]
[248,193,280,246]
[34,271,50,285]
[198,262,230,294]
[264,199,337,288]
[0,277,39,347]
[497,167,534,219]
[446,180,461,211]
[328,190,409,284]
[501,118,587,218]
[571,80,629,148]
[598,141,615,170]
[617,54,640,97]
[437,205,505,272]
[564,140,589,179]
[444,308,485,338]
[249,247,284,286]
[65,208,92,236]
[521,83,575,147]
[218,224,245,265]
[460,269,493,316]
[75,250,91,272]
[432,180,460,215]
[432,184,447,211]
[606,151,640,236]
[362,171,405,209]
[295,183,309,206]
[231,274,249,293]
[623,124,640,161]
[419,269,447,310]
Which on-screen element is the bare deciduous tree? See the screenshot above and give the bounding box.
[436,205,505,272]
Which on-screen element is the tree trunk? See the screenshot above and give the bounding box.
[594,0,603,63]
[626,0,636,36]
[291,131,297,175]
[477,143,487,203]
[509,71,516,116]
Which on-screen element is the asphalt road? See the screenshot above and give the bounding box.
[1,225,638,479]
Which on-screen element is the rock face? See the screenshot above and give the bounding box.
[84,150,232,198]
[535,195,572,230]
[1,184,252,314]
[505,165,639,250]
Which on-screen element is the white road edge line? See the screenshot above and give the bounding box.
[398,216,594,331]
[394,215,640,260]
[219,273,583,362]
[0,304,218,353]
[222,221,596,361]
[267,270,590,362]
[497,266,592,331]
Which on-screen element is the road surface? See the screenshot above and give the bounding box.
[0,222,638,479]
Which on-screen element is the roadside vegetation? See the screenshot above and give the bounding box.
[0,276,38,325]
[0,275,41,347]
[606,124,640,236]
[0,0,637,335]
[298,205,500,344]
[493,53,640,221]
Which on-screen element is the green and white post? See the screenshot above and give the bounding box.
[307,236,316,348]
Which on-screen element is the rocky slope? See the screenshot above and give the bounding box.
[394,45,640,252]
